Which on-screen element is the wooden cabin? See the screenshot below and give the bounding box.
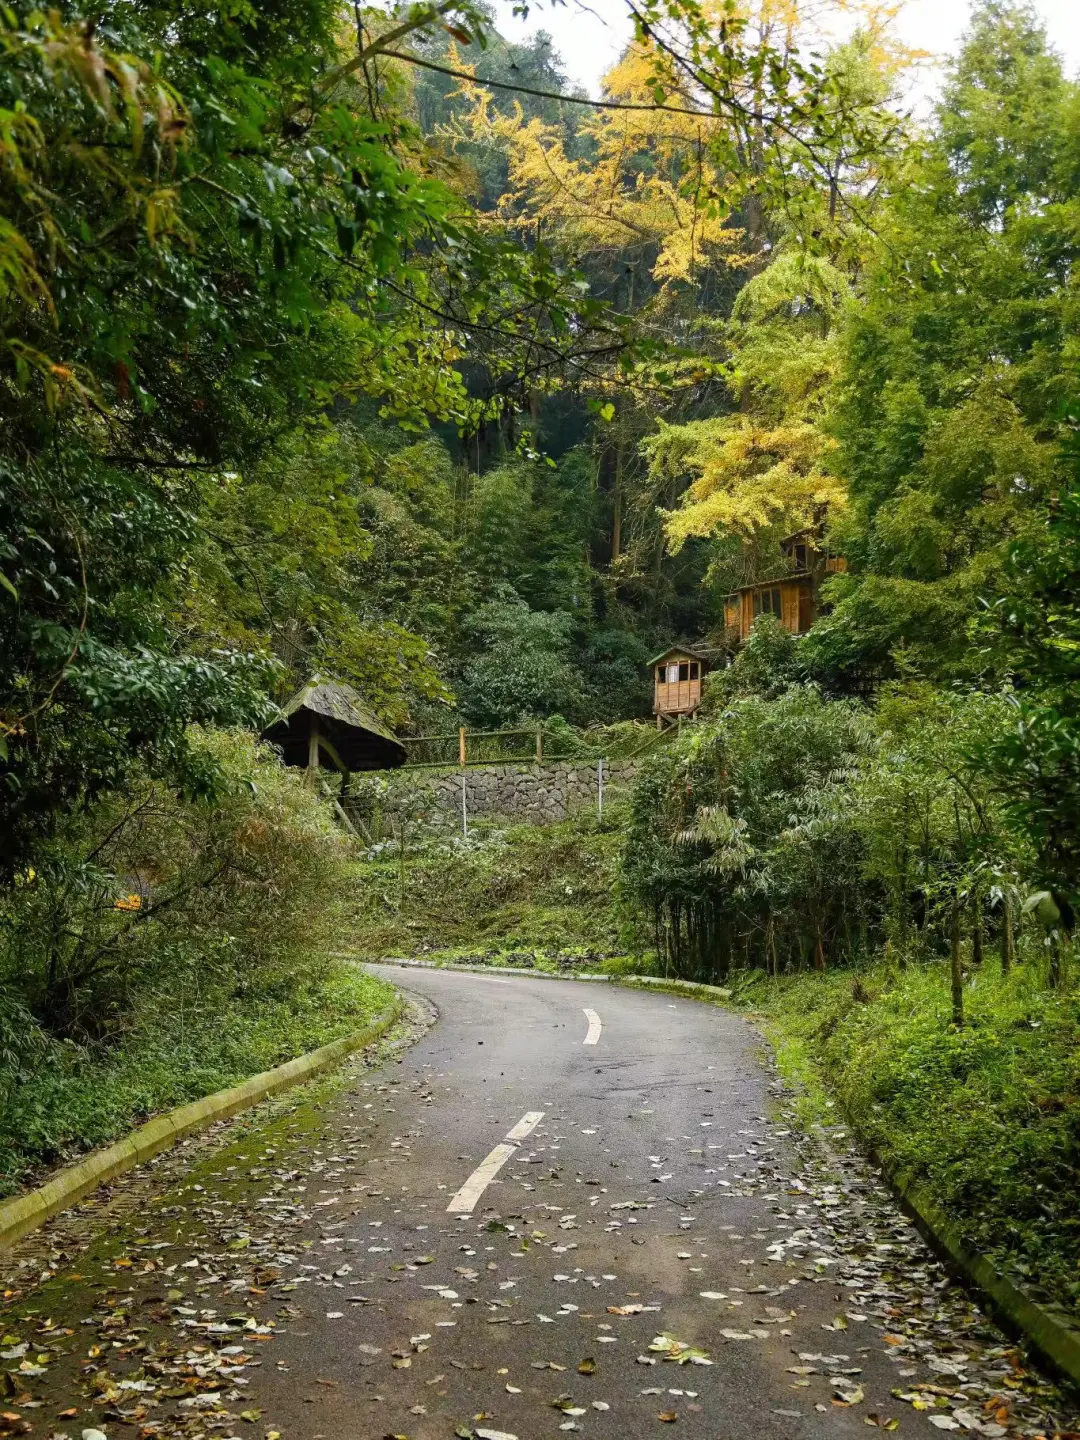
[650,646,709,727]
[723,533,847,643]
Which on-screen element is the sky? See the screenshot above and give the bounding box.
[492,0,1080,102]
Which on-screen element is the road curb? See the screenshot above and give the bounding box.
[0,1000,404,1251]
[852,1133,1080,1391]
[364,955,732,1004]
[374,956,1080,1391]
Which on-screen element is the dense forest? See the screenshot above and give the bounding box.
[0,0,1078,1304]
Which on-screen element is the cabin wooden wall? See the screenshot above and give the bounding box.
[727,579,816,641]
[654,677,702,714]
[653,650,704,715]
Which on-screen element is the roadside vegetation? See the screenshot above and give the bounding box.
[344,809,633,966]
[0,734,394,1193]
[729,965,1080,1322]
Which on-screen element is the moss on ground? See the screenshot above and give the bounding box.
[728,963,1080,1322]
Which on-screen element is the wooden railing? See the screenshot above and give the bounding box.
[397,721,677,770]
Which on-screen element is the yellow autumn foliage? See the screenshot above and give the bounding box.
[652,252,852,547]
[653,416,845,550]
[443,43,746,288]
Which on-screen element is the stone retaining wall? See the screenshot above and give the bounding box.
[367,759,641,828]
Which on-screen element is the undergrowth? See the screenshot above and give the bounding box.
[729,963,1080,1321]
[0,967,394,1195]
[344,808,636,965]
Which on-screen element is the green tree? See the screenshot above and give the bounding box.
[808,1,1077,685]
[458,598,584,726]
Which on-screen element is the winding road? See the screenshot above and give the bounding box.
[0,965,1074,1440]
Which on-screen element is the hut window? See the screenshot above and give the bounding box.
[689,662,699,680]
[678,662,689,681]
[656,666,665,683]
[754,587,782,618]
[792,542,808,571]
[667,663,680,683]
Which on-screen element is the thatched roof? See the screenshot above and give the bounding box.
[261,681,406,773]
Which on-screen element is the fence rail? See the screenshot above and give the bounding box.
[397,722,677,769]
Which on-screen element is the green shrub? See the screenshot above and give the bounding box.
[0,728,390,1190]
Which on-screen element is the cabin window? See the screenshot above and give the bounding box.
[667,663,680,683]
[689,662,699,680]
[656,666,665,683]
[792,542,808,571]
[677,662,689,681]
[754,587,782,618]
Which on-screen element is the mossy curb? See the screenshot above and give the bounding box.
[0,1000,403,1250]
[852,1133,1080,1392]
[367,955,732,1004]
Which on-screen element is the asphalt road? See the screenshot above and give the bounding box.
[1,965,1073,1440]
[242,966,1068,1440]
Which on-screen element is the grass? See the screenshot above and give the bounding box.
[343,808,637,967]
[728,961,1080,1322]
[0,966,395,1195]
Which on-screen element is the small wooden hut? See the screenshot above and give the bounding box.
[261,681,406,778]
[650,645,709,727]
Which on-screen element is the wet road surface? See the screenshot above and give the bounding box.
[0,965,1076,1440]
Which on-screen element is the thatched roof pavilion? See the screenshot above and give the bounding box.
[261,681,406,775]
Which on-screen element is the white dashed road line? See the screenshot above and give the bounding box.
[583,1007,602,1045]
[446,1110,545,1214]
[505,1110,545,1141]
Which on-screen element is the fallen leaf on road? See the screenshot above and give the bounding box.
[833,1386,865,1406]
[578,1358,596,1375]
[648,1334,713,1365]
[658,1410,677,1422]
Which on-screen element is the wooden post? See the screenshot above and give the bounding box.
[458,726,466,767]
[307,721,319,784]
[536,726,543,763]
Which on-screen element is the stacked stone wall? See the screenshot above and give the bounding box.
[370,759,640,829]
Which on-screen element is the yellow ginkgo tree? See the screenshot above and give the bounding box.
[651,252,852,554]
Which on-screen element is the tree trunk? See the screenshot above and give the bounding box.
[611,436,623,563]
[814,931,825,972]
[970,890,983,967]
[1049,932,1062,989]
[1001,899,1015,975]
[950,895,964,1027]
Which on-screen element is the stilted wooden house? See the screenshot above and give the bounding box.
[261,680,406,778]
[723,532,846,643]
[650,645,710,727]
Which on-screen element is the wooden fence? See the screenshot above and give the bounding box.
[397,722,673,770]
